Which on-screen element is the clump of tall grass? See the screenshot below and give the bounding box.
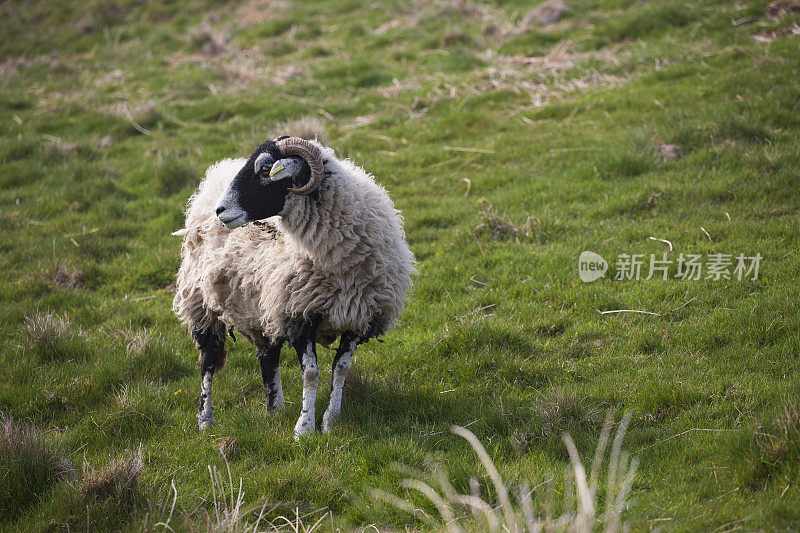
[0,416,75,519]
[733,401,800,490]
[83,446,145,501]
[372,412,637,532]
[23,312,88,362]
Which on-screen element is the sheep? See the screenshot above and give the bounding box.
[172,137,416,438]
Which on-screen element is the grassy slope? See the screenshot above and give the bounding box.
[1,0,799,529]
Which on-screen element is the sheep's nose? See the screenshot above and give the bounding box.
[216,206,225,216]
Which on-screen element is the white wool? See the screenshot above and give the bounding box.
[173,143,416,344]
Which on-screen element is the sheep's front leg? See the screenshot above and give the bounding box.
[257,342,284,412]
[322,332,360,433]
[289,317,321,439]
[193,324,227,430]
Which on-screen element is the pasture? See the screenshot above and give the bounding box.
[1,0,799,530]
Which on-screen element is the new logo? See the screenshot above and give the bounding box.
[578,251,608,282]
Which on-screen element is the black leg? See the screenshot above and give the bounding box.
[192,321,226,430]
[257,342,284,411]
[288,316,321,439]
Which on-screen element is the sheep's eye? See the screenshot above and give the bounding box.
[253,153,273,176]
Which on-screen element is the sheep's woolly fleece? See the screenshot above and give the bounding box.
[173,142,417,344]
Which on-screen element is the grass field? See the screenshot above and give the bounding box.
[1,0,800,530]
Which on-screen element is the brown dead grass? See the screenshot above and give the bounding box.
[83,448,144,500]
[188,22,229,57]
[759,403,800,457]
[52,265,85,290]
[486,0,570,39]
[23,312,71,349]
[657,143,682,161]
[473,199,549,243]
[124,330,150,357]
[766,1,800,18]
[168,43,307,95]
[217,436,238,458]
[753,23,800,43]
[379,39,626,107]
[473,40,625,105]
[0,56,29,76]
[521,0,569,27]
[234,0,294,26]
[742,402,800,489]
[1,416,75,479]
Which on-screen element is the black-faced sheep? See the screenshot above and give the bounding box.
[173,137,416,438]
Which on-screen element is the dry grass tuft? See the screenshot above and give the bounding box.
[470,42,626,106]
[83,448,144,500]
[521,0,569,27]
[188,22,229,57]
[766,1,800,18]
[742,402,800,488]
[273,64,308,84]
[23,312,71,349]
[484,0,568,40]
[1,416,75,517]
[95,135,114,151]
[432,0,491,19]
[753,23,800,43]
[761,403,800,455]
[1,416,75,478]
[42,134,83,158]
[217,436,239,459]
[657,143,682,161]
[271,115,328,143]
[474,199,548,243]
[115,384,143,409]
[235,0,294,26]
[0,56,29,76]
[52,265,85,290]
[22,312,88,362]
[534,388,605,437]
[124,330,150,357]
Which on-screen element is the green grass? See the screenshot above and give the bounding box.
[1,0,800,530]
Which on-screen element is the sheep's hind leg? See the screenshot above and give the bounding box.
[288,317,321,440]
[193,322,227,430]
[322,332,360,433]
[257,341,284,412]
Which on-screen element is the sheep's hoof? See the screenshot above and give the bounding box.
[293,419,315,441]
[197,414,215,431]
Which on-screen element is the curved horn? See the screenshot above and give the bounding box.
[276,137,324,195]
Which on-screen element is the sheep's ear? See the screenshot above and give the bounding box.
[268,158,302,182]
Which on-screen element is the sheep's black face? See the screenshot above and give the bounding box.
[216,140,311,229]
